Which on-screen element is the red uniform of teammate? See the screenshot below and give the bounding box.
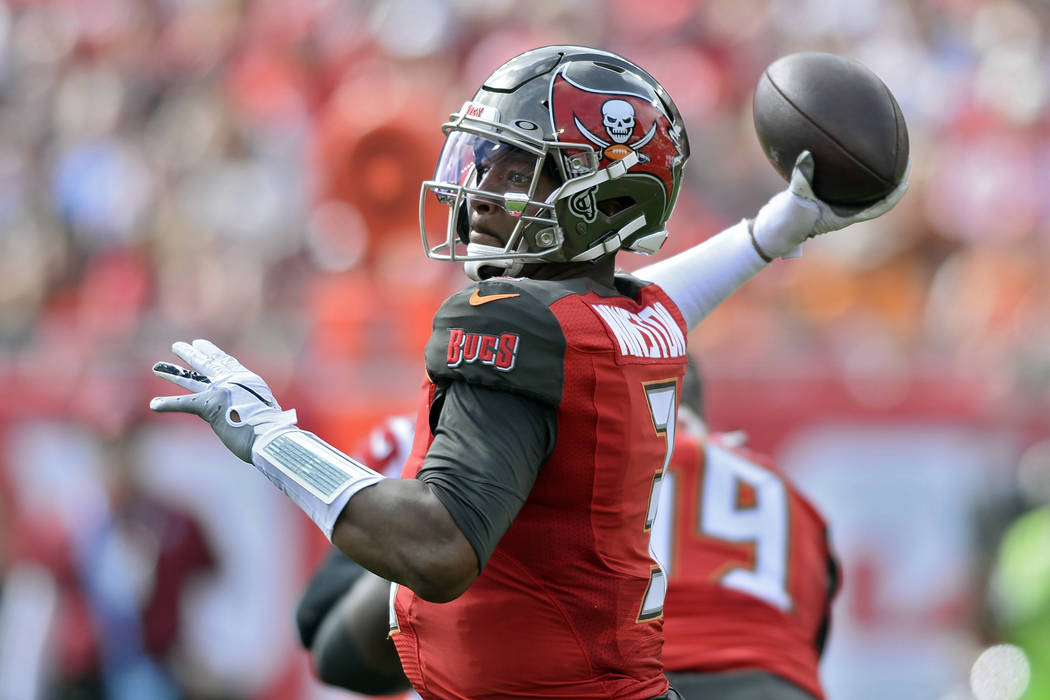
[657,408,839,699]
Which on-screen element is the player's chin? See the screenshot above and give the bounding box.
[468,231,505,248]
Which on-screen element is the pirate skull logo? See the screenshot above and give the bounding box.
[571,97,658,165]
[601,99,635,143]
[552,72,682,197]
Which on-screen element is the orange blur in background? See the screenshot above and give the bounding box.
[0,1,1047,699]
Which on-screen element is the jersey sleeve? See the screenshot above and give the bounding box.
[424,279,567,407]
[631,219,766,331]
[418,379,556,571]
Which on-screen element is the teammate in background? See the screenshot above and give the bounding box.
[657,358,840,700]
[149,45,905,698]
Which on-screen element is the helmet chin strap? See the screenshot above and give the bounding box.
[464,243,524,280]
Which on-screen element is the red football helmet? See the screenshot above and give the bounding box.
[419,45,691,279]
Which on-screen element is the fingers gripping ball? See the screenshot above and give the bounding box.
[749,149,910,260]
[753,51,909,206]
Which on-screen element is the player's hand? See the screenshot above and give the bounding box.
[150,339,297,463]
[751,150,910,259]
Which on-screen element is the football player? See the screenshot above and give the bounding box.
[657,358,840,700]
[150,46,905,699]
[297,360,839,700]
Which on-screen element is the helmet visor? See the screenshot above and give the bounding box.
[420,131,557,261]
[434,132,541,205]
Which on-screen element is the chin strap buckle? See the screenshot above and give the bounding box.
[606,150,639,179]
[555,150,640,201]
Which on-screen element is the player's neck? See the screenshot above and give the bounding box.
[526,257,616,288]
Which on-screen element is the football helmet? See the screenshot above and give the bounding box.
[419,45,691,279]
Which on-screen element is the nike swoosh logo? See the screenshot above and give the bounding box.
[232,382,275,407]
[469,290,520,306]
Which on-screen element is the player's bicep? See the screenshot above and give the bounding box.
[418,380,556,570]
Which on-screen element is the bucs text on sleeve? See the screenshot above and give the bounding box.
[445,329,519,371]
[425,278,566,406]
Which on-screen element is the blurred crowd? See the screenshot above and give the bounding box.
[0,0,1048,698]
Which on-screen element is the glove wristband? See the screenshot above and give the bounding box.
[746,218,773,263]
[252,429,385,540]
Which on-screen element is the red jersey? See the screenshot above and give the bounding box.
[391,275,688,699]
[656,431,839,699]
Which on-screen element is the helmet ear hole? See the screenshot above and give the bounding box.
[597,195,635,216]
[555,175,667,261]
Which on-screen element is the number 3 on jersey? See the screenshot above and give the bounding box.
[638,380,677,622]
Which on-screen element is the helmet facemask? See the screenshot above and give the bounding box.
[420,115,644,279]
[420,114,602,279]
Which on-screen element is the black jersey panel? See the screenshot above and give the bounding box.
[418,380,556,570]
[424,278,571,407]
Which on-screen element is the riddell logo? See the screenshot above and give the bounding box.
[447,329,519,371]
[465,104,485,118]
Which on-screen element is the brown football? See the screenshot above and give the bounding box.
[753,52,909,206]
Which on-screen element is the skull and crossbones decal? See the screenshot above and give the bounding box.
[602,100,635,143]
[573,98,657,163]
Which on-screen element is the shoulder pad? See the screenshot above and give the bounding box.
[425,279,567,406]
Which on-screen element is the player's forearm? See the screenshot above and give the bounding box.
[330,478,478,603]
[633,220,767,331]
[249,427,476,602]
[148,343,486,602]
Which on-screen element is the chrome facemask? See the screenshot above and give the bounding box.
[419,104,601,275]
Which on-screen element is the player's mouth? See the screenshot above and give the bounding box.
[468,230,506,248]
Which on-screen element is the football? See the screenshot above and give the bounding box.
[753,51,909,206]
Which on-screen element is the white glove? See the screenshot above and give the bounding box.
[751,150,910,260]
[150,339,298,463]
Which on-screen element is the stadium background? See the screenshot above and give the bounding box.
[0,0,1047,698]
